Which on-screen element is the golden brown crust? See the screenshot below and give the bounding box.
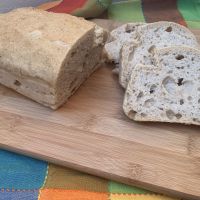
[0,7,95,85]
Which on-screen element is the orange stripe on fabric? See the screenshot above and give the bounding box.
[39,189,108,200]
[37,1,62,10]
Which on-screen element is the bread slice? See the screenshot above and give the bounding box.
[104,23,145,64]
[123,46,200,125]
[0,8,107,109]
[120,21,199,88]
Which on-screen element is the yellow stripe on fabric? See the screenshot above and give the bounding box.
[110,194,179,200]
[108,0,145,22]
[38,164,49,200]
[43,164,108,192]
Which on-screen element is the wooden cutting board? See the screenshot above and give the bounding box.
[0,20,200,200]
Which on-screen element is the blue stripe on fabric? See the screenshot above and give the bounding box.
[0,0,53,13]
[0,150,47,189]
[0,190,39,200]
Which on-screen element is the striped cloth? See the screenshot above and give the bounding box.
[0,150,177,200]
[108,0,200,28]
[2,0,200,28]
[0,0,198,199]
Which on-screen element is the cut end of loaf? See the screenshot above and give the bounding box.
[120,21,199,89]
[123,46,200,126]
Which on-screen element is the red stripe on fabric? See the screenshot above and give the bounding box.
[47,0,87,13]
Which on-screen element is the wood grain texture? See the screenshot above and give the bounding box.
[0,20,200,200]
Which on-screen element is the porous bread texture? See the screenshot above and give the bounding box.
[0,8,107,109]
[104,23,145,64]
[123,46,200,125]
[120,21,199,88]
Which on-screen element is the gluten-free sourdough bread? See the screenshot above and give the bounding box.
[104,23,145,64]
[0,8,107,109]
[120,21,199,88]
[123,46,200,125]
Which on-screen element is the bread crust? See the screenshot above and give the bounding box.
[0,8,107,109]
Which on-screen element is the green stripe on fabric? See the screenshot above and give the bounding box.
[109,181,151,194]
[185,20,200,29]
[177,0,200,28]
[108,0,145,22]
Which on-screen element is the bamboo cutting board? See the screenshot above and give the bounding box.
[0,20,200,199]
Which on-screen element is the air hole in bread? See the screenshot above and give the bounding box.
[162,76,176,94]
[198,99,200,104]
[188,96,192,101]
[128,110,137,119]
[125,25,135,33]
[193,118,200,123]
[191,57,194,61]
[14,80,21,86]
[148,45,155,53]
[177,78,184,86]
[137,92,143,100]
[126,29,132,33]
[176,66,184,69]
[144,98,155,108]
[176,55,184,60]
[180,99,184,105]
[111,60,119,65]
[198,87,200,91]
[175,113,182,119]
[141,113,147,117]
[150,84,156,94]
[165,26,172,32]
[166,109,175,119]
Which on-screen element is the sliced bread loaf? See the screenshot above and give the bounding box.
[104,23,145,64]
[120,21,199,88]
[0,8,107,109]
[123,46,200,125]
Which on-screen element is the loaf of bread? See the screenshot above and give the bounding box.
[123,46,200,125]
[104,23,145,64]
[0,8,107,109]
[119,22,199,88]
